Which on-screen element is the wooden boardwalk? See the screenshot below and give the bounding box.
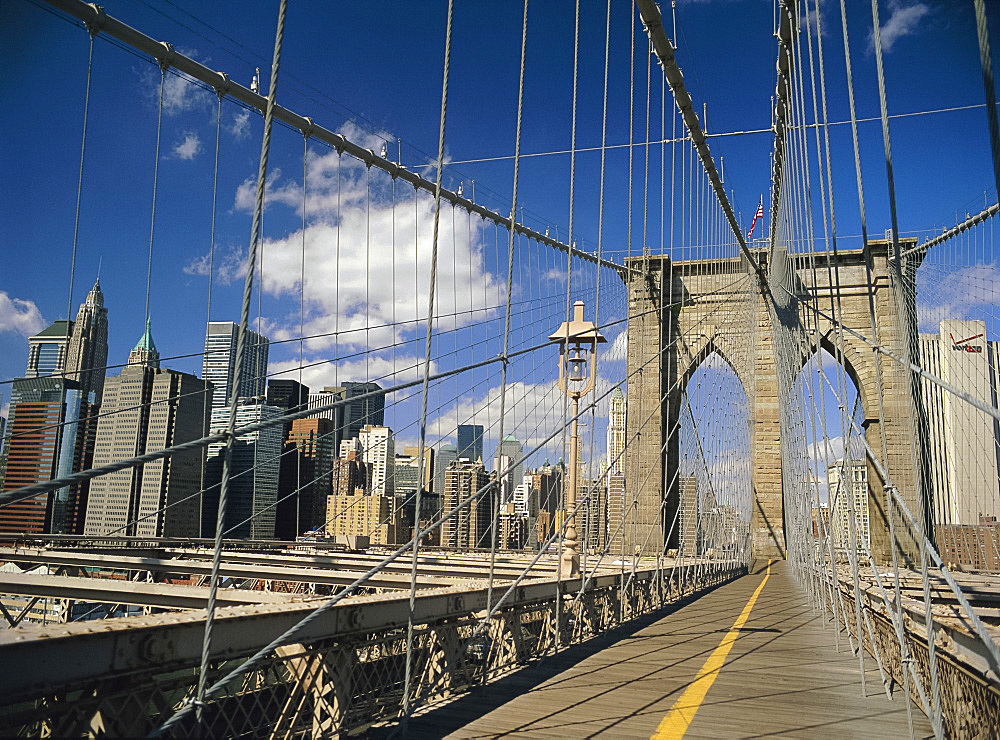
[396,561,931,738]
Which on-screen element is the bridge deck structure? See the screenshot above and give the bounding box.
[399,561,932,738]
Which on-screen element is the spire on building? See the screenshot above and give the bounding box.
[65,277,109,402]
[85,277,104,306]
[128,317,160,369]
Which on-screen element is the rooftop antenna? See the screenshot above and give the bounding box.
[97,256,102,282]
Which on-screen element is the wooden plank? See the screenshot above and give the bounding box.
[390,562,932,738]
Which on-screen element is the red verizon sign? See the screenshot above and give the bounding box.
[950,332,984,353]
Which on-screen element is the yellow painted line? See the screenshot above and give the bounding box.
[651,560,771,740]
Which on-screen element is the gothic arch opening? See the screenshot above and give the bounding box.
[790,345,867,560]
[675,350,753,560]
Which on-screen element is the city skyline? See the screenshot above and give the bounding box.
[2,1,994,487]
[0,0,997,558]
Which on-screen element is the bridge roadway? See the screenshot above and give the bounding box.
[395,560,932,738]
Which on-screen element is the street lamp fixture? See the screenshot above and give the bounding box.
[549,300,606,579]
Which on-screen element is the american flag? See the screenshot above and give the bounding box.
[746,201,763,240]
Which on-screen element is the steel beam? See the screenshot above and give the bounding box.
[903,201,1000,257]
[0,548,457,590]
[0,571,295,609]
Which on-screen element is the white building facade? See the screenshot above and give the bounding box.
[358,425,395,497]
[919,320,1000,526]
[828,458,869,555]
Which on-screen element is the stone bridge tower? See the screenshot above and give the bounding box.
[616,239,928,565]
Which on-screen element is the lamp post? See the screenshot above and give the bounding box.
[549,300,606,579]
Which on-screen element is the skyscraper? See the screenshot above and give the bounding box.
[402,445,434,493]
[827,458,869,555]
[1,285,108,500]
[493,435,523,503]
[203,321,269,409]
[606,386,627,553]
[65,279,109,403]
[128,318,159,368]
[307,388,337,421]
[325,489,402,546]
[434,443,458,498]
[3,323,67,490]
[919,319,1000,526]
[274,416,334,539]
[203,399,283,540]
[84,324,210,538]
[457,424,484,464]
[358,425,395,496]
[442,458,495,549]
[0,377,96,535]
[308,382,384,452]
[679,476,699,557]
[25,320,73,378]
[532,462,563,545]
[266,379,310,438]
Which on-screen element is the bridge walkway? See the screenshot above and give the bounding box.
[398,561,931,738]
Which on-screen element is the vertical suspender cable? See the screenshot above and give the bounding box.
[974,0,1000,201]
[193,0,288,725]
[565,0,581,574]
[67,32,95,326]
[200,92,223,531]
[297,132,308,537]
[585,0,613,611]
[839,0,930,723]
[402,0,454,721]
[488,0,530,623]
[145,66,166,329]
[623,0,637,607]
[870,1,943,733]
[556,0,583,649]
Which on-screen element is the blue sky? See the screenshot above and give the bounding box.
[1,0,997,468]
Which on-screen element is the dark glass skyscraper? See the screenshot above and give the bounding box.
[0,377,96,535]
[457,424,484,463]
[0,282,108,508]
[266,379,310,439]
[309,382,385,451]
[203,321,269,409]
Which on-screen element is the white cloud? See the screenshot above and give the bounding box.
[171,132,202,160]
[917,262,1000,331]
[0,292,45,336]
[807,434,845,468]
[139,53,211,116]
[871,2,930,52]
[428,379,568,455]
[220,121,503,354]
[230,109,251,140]
[269,354,435,390]
[599,327,628,364]
[182,244,249,285]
